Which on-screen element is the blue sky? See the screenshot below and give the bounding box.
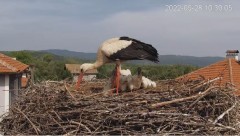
[0,0,239,57]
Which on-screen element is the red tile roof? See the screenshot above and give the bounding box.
[177,58,240,95]
[0,53,29,73]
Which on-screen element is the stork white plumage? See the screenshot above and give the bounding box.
[76,36,159,94]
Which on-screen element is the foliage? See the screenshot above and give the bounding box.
[7,51,76,82]
[97,63,198,80]
[9,51,34,64]
[6,51,199,82]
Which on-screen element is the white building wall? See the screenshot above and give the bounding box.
[0,75,9,119]
[4,75,9,111]
[5,75,9,112]
[73,75,78,83]
[83,75,96,81]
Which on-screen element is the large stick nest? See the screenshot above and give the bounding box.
[0,79,240,135]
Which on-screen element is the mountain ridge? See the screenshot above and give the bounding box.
[41,49,224,67]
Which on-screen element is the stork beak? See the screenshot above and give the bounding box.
[75,71,84,90]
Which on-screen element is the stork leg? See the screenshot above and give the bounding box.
[115,61,121,94]
[75,72,84,90]
[110,59,121,94]
[112,59,120,94]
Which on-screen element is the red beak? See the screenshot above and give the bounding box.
[75,72,84,90]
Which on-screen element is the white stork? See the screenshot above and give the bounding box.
[76,36,159,94]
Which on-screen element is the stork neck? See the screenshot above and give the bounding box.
[118,63,122,70]
[93,61,104,69]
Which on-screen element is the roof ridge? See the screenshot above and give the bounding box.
[228,59,233,83]
[177,58,228,79]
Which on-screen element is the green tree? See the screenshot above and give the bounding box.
[10,51,33,64]
[42,54,53,63]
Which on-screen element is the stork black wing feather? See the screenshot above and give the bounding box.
[109,37,159,63]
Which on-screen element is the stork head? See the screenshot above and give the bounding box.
[76,63,95,90]
[80,63,95,73]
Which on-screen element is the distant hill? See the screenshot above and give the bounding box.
[2,50,66,61]
[159,55,224,66]
[41,49,96,61]
[41,49,224,67]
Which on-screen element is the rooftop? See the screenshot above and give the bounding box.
[0,53,29,73]
[177,58,240,95]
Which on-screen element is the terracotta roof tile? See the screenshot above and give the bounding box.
[0,53,29,73]
[177,58,240,95]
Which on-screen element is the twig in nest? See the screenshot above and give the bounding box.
[215,123,236,131]
[15,107,40,135]
[48,113,67,133]
[70,121,92,133]
[151,86,219,108]
[63,130,78,136]
[213,99,237,124]
[189,86,221,107]
[64,81,77,101]
[82,88,116,98]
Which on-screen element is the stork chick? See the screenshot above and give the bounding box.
[120,67,142,92]
[141,76,157,88]
[104,64,132,93]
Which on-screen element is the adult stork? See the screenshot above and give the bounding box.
[76,36,159,94]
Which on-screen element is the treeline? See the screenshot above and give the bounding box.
[97,64,198,80]
[5,51,198,82]
[5,51,76,81]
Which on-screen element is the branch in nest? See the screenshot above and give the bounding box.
[151,86,219,108]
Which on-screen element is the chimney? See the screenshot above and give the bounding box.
[226,50,239,61]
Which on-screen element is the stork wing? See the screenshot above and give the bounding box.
[101,38,132,57]
[101,37,159,63]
